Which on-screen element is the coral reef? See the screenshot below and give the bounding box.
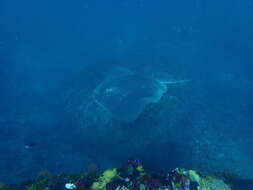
[1,159,252,190]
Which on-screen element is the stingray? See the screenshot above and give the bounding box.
[84,67,189,126]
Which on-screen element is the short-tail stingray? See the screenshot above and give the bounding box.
[84,67,189,126]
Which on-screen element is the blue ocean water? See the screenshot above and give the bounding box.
[0,0,253,183]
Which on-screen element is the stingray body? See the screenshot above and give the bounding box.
[84,68,189,126]
[93,74,166,122]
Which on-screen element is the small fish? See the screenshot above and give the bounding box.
[24,141,37,149]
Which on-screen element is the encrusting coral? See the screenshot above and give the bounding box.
[92,168,118,190]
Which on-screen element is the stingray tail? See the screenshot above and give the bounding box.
[159,79,191,85]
